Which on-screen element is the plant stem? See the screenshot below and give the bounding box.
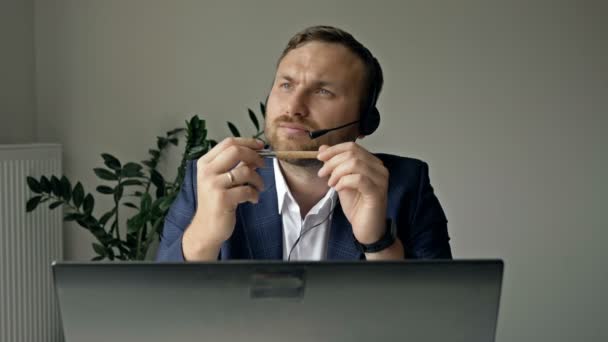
[142,217,163,257]
[64,200,79,213]
[136,222,146,260]
[113,177,122,258]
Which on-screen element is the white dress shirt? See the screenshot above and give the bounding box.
[273,158,337,261]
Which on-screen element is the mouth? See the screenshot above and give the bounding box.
[278,123,310,135]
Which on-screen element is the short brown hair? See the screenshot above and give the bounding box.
[278,25,384,113]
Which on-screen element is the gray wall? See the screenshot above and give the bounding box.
[24,0,608,341]
[0,0,36,143]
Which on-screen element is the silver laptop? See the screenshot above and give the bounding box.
[52,260,503,342]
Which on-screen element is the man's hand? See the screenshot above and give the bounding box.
[317,142,389,245]
[182,137,265,261]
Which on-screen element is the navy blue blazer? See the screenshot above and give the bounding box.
[156,154,452,261]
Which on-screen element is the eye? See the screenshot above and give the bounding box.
[279,82,292,90]
[316,88,333,96]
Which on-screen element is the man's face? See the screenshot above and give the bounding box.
[264,41,366,165]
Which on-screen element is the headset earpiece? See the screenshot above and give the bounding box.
[358,53,382,136]
[360,106,380,136]
[358,74,381,136]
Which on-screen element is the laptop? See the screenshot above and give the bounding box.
[52,260,503,342]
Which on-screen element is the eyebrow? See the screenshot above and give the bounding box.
[277,74,337,88]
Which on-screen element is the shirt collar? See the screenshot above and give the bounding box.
[273,158,336,216]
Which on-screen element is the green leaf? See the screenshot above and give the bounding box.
[107,248,115,260]
[141,193,152,212]
[120,179,143,187]
[121,162,143,178]
[73,182,85,208]
[93,167,118,181]
[26,177,42,193]
[96,185,114,194]
[248,109,260,131]
[60,176,72,201]
[99,209,115,226]
[123,202,138,209]
[40,176,51,193]
[186,145,207,159]
[49,201,63,209]
[117,244,130,256]
[64,213,83,221]
[50,176,61,197]
[127,214,144,234]
[158,197,174,212]
[148,149,160,159]
[157,137,168,150]
[89,228,112,245]
[110,219,118,233]
[260,101,266,118]
[83,194,94,214]
[167,128,185,136]
[26,196,42,212]
[76,215,98,230]
[150,169,165,197]
[101,153,122,171]
[92,243,106,256]
[227,122,241,137]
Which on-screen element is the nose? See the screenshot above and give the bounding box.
[284,89,309,118]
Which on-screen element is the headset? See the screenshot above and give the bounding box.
[358,63,381,136]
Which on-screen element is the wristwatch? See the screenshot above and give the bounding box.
[355,219,397,253]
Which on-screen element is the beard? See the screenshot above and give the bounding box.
[265,116,322,167]
[265,115,358,168]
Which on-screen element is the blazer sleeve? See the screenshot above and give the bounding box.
[155,160,197,262]
[403,162,453,259]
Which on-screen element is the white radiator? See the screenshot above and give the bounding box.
[0,144,63,342]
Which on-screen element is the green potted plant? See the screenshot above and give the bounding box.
[25,103,266,260]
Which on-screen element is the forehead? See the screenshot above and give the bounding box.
[277,41,366,87]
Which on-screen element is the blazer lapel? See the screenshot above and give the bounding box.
[327,202,363,260]
[238,159,283,260]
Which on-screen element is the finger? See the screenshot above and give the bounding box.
[318,150,352,178]
[200,137,264,164]
[222,165,265,192]
[327,158,386,189]
[333,173,380,195]
[222,185,260,208]
[318,144,330,153]
[317,141,363,162]
[233,160,265,169]
[318,149,383,178]
[208,144,265,174]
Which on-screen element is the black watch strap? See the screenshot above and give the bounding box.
[355,219,397,253]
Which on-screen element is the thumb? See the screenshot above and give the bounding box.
[318,145,330,152]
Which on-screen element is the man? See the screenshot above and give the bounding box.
[156,25,452,261]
